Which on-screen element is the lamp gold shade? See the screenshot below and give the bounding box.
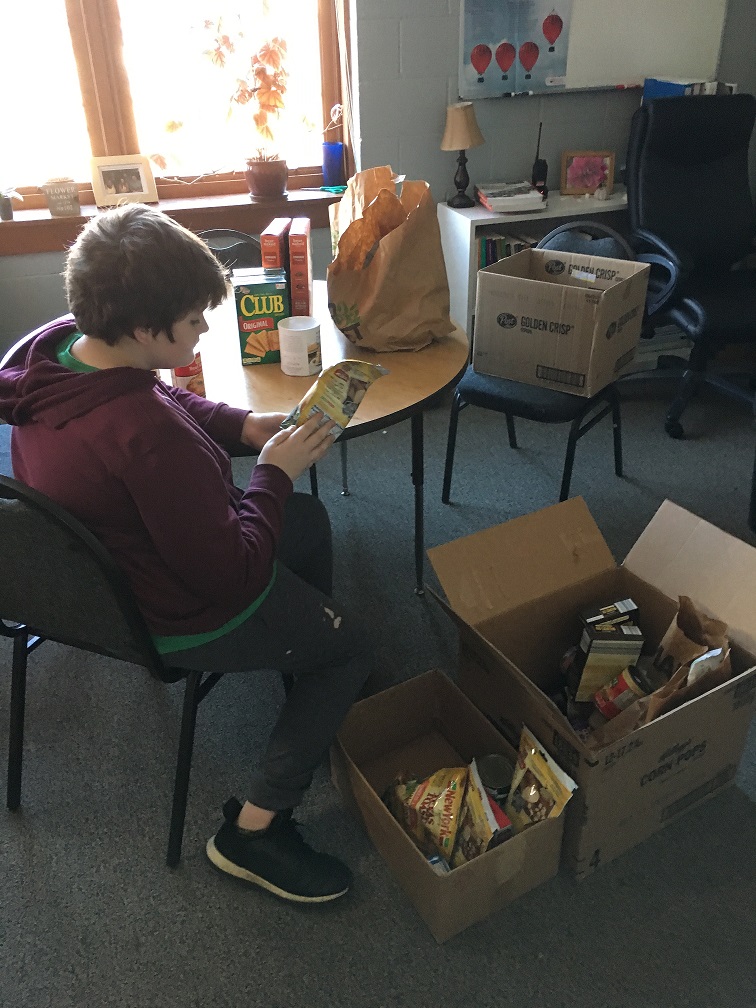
[440,101,484,152]
[440,102,484,208]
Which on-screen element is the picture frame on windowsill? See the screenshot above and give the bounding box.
[91,154,159,208]
[560,150,615,196]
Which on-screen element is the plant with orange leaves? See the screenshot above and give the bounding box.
[203,17,288,161]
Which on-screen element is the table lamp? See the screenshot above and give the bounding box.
[440,101,484,208]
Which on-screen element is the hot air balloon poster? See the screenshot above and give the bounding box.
[460,0,572,98]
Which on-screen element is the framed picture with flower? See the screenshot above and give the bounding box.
[560,150,615,196]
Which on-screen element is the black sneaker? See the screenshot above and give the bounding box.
[206,797,352,903]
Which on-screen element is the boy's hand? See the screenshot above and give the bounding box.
[240,412,288,451]
[257,413,335,482]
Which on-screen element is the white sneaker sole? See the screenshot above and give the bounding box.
[206,837,349,903]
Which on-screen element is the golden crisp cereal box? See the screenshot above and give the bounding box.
[233,268,290,365]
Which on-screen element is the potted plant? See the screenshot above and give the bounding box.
[205,21,289,200]
[0,185,22,222]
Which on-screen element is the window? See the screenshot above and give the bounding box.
[5,0,343,209]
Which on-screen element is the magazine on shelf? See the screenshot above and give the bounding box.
[475,181,547,213]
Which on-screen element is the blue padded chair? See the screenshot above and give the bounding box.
[442,221,633,505]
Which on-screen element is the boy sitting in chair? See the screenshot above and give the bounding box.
[0,203,370,904]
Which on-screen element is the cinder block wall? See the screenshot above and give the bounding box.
[1,0,754,352]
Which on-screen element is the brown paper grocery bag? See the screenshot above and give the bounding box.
[327,169,454,351]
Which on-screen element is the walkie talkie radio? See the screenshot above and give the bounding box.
[531,121,548,198]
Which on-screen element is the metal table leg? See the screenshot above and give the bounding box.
[411,411,425,595]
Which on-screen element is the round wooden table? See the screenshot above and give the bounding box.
[196,281,469,592]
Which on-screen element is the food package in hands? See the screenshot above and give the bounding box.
[280,360,388,439]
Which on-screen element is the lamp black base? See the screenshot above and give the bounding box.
[446,148,476,209]
[447,192,475,208]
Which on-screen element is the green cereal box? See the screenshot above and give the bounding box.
[233,268,290,365]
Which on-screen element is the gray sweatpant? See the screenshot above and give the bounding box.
[168,492,370,811]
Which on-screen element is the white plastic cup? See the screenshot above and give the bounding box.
[278,316,322,376]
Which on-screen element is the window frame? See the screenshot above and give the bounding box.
[15,0,345,212]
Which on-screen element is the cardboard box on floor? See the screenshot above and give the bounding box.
[427,498,756,878]
[472,248,650,397]
[331,669,564,943]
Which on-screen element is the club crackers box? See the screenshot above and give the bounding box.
[233,268,290,365]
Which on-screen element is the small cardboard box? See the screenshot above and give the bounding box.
[331,669,564,943]
[472,248,650,396]
[428,498,756,878]
[233,268,289,365]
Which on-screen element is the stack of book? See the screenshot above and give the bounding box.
[476,229,535,268]
[475,181,547,214]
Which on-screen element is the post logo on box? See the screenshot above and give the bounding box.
[497,312,517,328]
[545,259,565,275]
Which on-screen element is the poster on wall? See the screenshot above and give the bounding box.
[460,0,573,97]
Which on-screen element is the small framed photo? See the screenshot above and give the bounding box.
[560,150,615,196]
[91,154,158,207]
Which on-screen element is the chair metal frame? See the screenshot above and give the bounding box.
[442,221,631,506]
[442,381,622,505]
[0,473,230,867]
[197,228,263,270]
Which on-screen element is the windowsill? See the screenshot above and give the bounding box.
[0,189,340,257]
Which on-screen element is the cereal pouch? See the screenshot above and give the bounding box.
[504,727,577,833]
[384,767,467,861]
[280,360,388,439]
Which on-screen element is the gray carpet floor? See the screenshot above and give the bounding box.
[1,373,755,1008]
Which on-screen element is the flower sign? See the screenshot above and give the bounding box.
[560,150,615,196]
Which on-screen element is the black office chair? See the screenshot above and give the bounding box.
[625,93,756,438]
[197,228,263,270]
[442,221,633,505]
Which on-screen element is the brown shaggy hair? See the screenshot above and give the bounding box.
[65,203,228,345]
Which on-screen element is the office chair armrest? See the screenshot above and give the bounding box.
[632,228,694,278]
[636,252,680,317]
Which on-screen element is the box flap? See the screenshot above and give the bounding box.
[427,497,615,626]
[624,500,756,654]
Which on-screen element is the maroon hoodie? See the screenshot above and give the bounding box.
[0,317,293,642]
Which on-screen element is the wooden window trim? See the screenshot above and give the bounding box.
[53,0,347,201]
[0,189,340,257]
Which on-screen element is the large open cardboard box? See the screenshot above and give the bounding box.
[428,498,756,878]
[472,248,650,397]
[331,669,564,943]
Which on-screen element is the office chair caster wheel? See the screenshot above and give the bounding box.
[665,418,684,439]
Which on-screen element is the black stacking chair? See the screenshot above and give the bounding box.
[625,93,756,438]
[0,473,236,866]
[197,228,263,270]
[442,221,633,505]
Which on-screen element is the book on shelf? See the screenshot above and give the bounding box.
[260,217,292,270]
[476,229,536,268]
[475,181,547,213]
[288,217,313,317]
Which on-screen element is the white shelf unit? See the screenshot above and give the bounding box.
[438,188,630,337]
